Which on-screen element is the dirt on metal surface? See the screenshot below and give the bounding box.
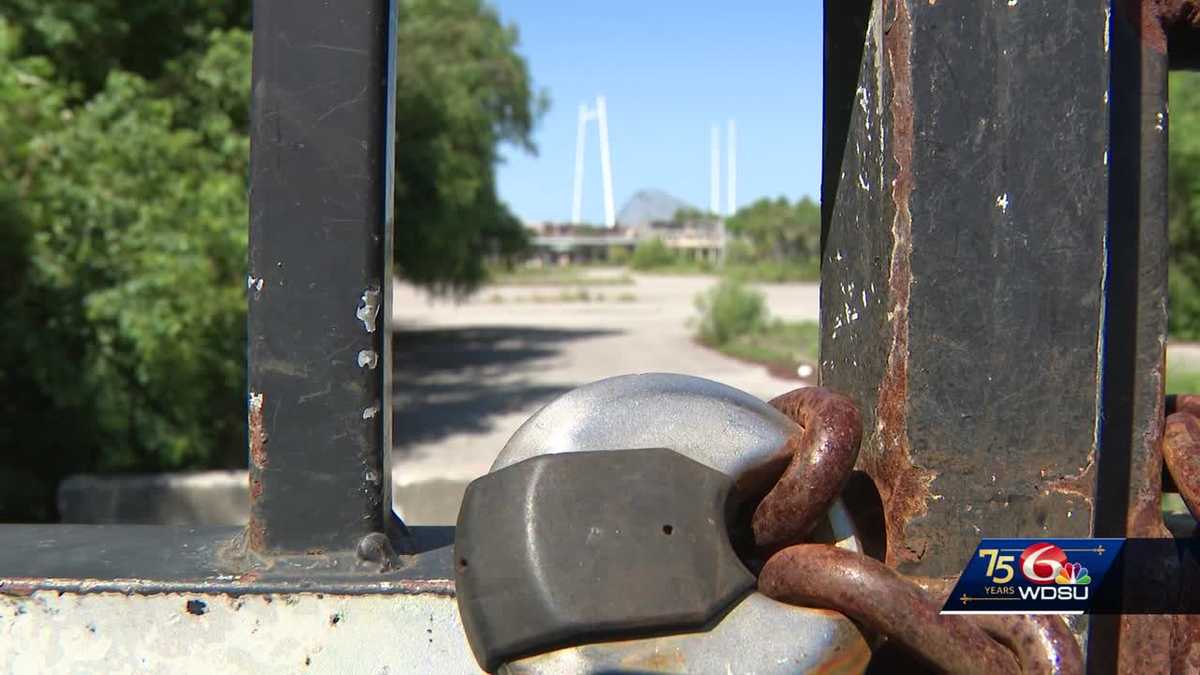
[752,387,862,552]
[1,589,475,673]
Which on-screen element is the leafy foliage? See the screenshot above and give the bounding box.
[0,0,541,520]
[1169,71,1200,339]
[393,0,545,293]
[724,196,820,264]
[694,279,768,346]
[0,20,251,520]
[672,207,720,224]
[630,238,680,270]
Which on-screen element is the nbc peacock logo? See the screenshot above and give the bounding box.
[1055,561,1091,586]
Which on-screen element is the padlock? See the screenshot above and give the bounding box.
[455,373,869,673]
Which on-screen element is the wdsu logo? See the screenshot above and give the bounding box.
[941,538,1122,615]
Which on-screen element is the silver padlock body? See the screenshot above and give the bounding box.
[492,373,868,674]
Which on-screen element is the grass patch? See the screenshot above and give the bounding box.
[1167,362,1200,394]
[694,279,817,377]
[714,320,819,375]
[723,260,820,283]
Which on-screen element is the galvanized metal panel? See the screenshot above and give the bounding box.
[1,591,476,674]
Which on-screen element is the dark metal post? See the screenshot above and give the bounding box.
[1091,3,1173,671]
[247,0,397,555]
[821,0,1128,577]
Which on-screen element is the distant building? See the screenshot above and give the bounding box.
[525,217,724,266]
[633,217,725,262]
[525,222,636,265]
[525,189,727,265]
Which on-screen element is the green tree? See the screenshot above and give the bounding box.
[0,23,251,520]
[725,196,820,263]
[393,0,546,293]
[1169,71,1200,339]
[0,0,543,521]
[672,207,719,224]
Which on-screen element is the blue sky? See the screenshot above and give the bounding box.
[490,1,824,224]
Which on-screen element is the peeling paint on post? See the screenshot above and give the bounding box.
[246,0,397,555]
[822,1,1112,576]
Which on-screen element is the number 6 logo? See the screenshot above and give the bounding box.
[1020,543,1066,585]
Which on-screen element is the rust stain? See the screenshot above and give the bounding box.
[1129,356,1171,539]
[248,392,268,469]
[866,0,936,567]
[805,641,873,675]
[1047,451,1096,507]
[759,545,1019,675]
[1163,411,1200,520]
[1172,614,1200,674]
[247,516,267,553]
[247,392,268,553]
[1167,393,1200,417]
[1120,615,1174,674]
[618,649,685,671]
[915,576,1083,674]
[0,580,36,597]
[1119,0,1200,53]
[752,387,862,552]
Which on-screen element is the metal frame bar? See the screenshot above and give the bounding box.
[0,0,434,590]
[821,0,1112,577]
[245,0,397,556]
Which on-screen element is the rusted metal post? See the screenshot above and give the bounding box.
[246,0,397,555]
[1091,2,1192,671]
[821,0,1134,578]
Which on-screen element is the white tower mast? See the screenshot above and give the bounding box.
[596,96,616,228]
[571,103,588,224]
[710,124,721,216]
[726,119,737,216]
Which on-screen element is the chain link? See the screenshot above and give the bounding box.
[754,386,1084,674]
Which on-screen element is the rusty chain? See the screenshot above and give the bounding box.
[1164,395,1200,521]
[752,386,1085,674]
[1159,395,1200,674]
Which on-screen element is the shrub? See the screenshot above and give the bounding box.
[607,245,631,265]
[695,279,768,346]
[630,238,678,270]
